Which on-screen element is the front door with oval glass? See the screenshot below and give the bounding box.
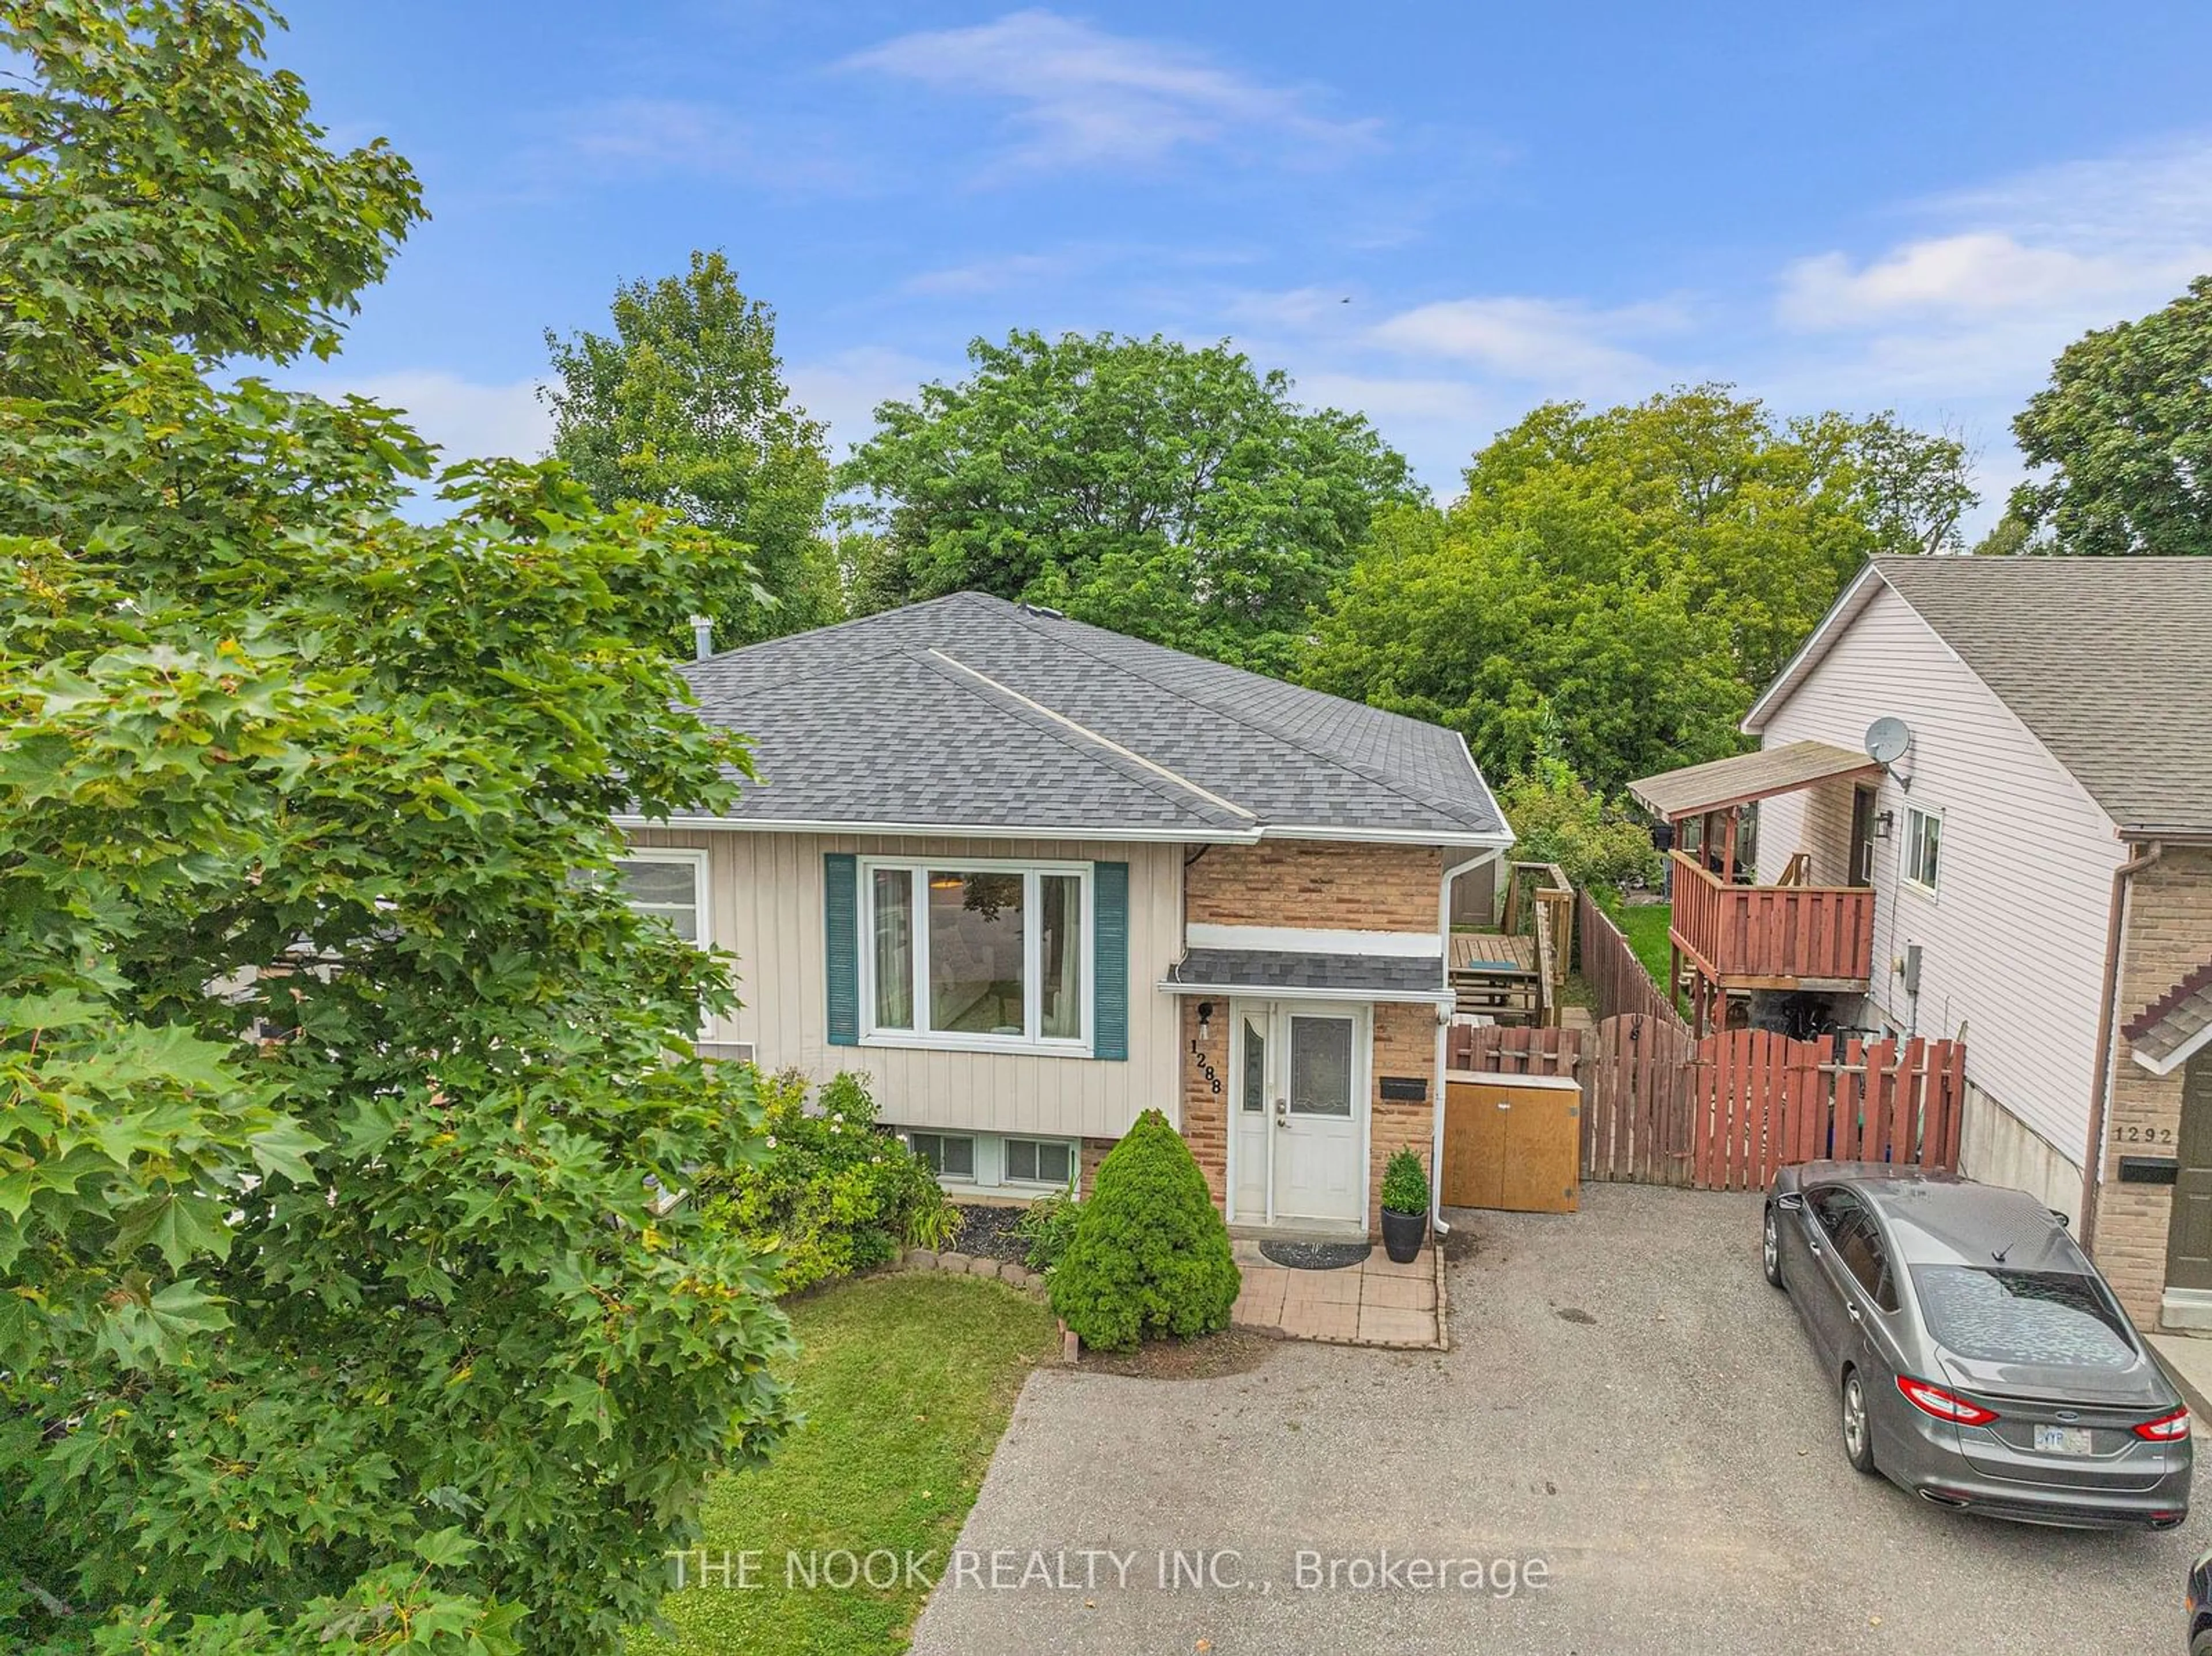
[1229,999,1366,1227]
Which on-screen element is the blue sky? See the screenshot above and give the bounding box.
[274,2,2212,530]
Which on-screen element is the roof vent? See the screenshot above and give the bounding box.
[1018,602,1065,620]
[688,615,714,662]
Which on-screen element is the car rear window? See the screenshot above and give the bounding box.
[1910,1266,2135,1367]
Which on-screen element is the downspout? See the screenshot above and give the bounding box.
[2080,839,2162,1250]
[1432,846,1506,1231]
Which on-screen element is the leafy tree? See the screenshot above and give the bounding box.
[1969,510,2033,558]
[1494,757,1662,893]
[2010,275,2212,556]
[544,250,841,647]
[1305,388,1971,791]
[837,330,1422,675]
[0,0,418,396]
[1,6,789,1652]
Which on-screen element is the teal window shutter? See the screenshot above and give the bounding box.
[824,853,859,1046]
[1092,861,1128,1061]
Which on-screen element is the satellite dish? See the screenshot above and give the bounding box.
[1865,717,1914,767]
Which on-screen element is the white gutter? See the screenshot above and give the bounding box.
[1154,979,1457,1007]
[1431,845,1508,1230]
[611,812,1264,844]
[611,813,1516,849]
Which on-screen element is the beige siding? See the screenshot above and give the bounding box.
[1754,582,2124,1161]
[626,827,1183,1139]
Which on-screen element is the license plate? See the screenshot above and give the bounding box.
[2033,1424,2094,1455]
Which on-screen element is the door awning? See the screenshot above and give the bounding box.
[1628,740,1884,821]
[2126,959,2212,1078]
[1161,948,1452,1005]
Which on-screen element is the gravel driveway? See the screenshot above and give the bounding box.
[910,1183,2210,1654]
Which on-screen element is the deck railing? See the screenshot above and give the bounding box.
[1666,851,1874,986]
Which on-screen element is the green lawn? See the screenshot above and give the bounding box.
[635,1272,1058,1656]
[1594,892,1674,987]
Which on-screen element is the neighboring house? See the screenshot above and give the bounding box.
[1637,556,2212,1328]
[609,593,1513,1237]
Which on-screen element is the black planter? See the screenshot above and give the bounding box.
[1380,1206,1427,1264]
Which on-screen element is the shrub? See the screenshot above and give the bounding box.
[1016,1189,1082,1274]
[1495,756,1661,894]
[1380,1149,1429,1215]
[699,1070,955,1293]
[1049,1110,1240,1351]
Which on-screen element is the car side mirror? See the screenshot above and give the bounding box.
[2048,1208,2070,1229]
[1777,1192,1804,1212]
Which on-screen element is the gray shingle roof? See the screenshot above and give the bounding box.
[2125,958,2212,1077]
[1164,948,1449,1000]
[1869,557,2212,835]
[678,594,1508,840]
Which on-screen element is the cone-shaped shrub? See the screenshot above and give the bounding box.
[1050,1108,1241,1351]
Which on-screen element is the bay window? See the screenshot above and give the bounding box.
[860,859,1090,1050]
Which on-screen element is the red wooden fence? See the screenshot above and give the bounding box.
[1574,889,1687,1031]
[1446,1017,1966,1192]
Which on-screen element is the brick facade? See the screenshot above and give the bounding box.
[1365,1001,1439,1234]
[1186,840,1448,933]
[1175,988,1441,1237]
[1179,996,1230,1211]
[2091,846,2212,1324]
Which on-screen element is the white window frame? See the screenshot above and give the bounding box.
[1903,806,1943,897]
[903,1130,1078,1195]
[1002,1135,1078,1189]
[906,1131,979,1183]
[858,856,1095,1057]
[612,847,713,947]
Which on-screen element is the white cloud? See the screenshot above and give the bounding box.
[843,9,1376,173]
[311,370,554,466]
[1222,285,1361,332]
[1758,134,2212,496]
[544,98,857,191]
[1366,295,1687,396]
[785,346,941,459]
[1778,232,2194,329]
[902,252,1073,296]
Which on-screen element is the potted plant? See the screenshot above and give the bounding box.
[1379,1149,1430,1264]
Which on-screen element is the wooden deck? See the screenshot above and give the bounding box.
[1450,930,1543,1024]
[1449,931,1538,974]
[1667,851,1874,991]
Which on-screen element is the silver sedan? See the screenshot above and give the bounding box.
[1764,1161,2192,1529]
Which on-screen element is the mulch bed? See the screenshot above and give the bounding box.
[1077,1326,1279,1381]
[948,1202,1030,1264]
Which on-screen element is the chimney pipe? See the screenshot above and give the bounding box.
[688,615,714,662]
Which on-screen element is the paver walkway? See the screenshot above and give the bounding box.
[1228,1238,1442,1348]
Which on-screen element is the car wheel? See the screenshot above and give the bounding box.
[1840,1367,1877,1475]
[1762,1205,1784,1288]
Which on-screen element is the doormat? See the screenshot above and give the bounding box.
[1258,1241,1371,1271]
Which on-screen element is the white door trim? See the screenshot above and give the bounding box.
[1226,997,1370,1229]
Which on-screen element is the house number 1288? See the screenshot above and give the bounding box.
[1187,1039,1222,1095]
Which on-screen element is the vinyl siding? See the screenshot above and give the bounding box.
[625,827,1183,1140]
[1753,582,2124,1161]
